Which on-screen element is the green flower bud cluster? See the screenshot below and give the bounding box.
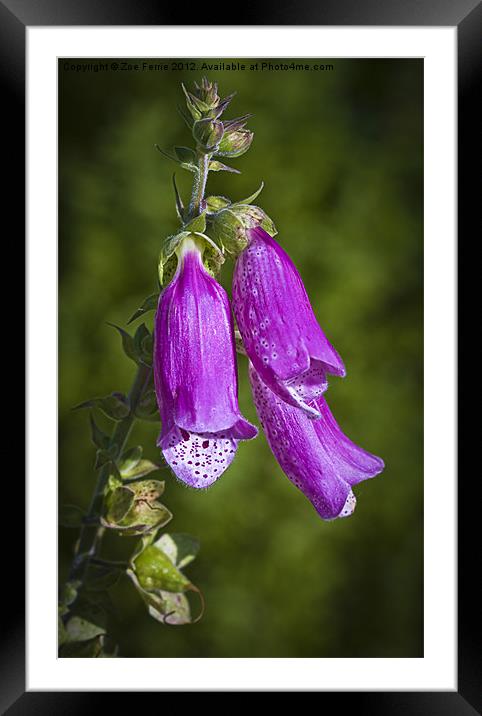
[157,77,254,175]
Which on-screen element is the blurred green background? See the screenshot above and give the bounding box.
[59,59,423,657]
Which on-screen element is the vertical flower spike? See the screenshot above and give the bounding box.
[154,236,257,488]
[233,226,346,419]
[249,365,384,520]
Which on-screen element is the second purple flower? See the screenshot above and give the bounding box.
[232,226,345,419]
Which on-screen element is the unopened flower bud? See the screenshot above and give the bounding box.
[192,118,224,153]
[216,129,253,158]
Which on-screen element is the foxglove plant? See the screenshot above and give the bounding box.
[61,77,384,657]
[150,77,383,517]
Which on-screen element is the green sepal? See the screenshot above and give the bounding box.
[158,230,189,286]
[208,160,240,174]
[127,293,159,325]
[192,118,224,153]
[74,393,130,421]
[183,211,206,234]
[103,480,171,535]
[208,208,247,256]
[194,232,225,277]
[231,204,278,237]
[205,195,231,213]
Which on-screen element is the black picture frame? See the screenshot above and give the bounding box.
[4,0,478,712]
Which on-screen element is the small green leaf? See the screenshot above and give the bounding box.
[74,393,130,421]
[121,458,160,480]
[65,616,106,643]
[89,414,110,450]
[134,545,191,592]
[127,293,159,325]
[208,160,240,174]
[59,504,85,528]
[174,146,196,164]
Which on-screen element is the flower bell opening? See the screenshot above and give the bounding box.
[248,364,384,520]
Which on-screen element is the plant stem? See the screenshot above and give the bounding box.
[188,152,210,218]
[68,362,151,584]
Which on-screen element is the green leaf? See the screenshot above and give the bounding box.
[208,160,240,174]
[151,591,192,625]
[120,458,160,480]
[65,616,106,643]
[134,323,152,365]
[60,636,104,658]
[107,323,139,363]
[233,181,264,206]
[59,504,85,528]
[174,146,196,164]
[156,533,200,569]
[106,486,135,524]
[74,393,130,421]
[119,445,143,474]
[58,612,68,646]
[205,195,232,213]
[127,293,159,325]
[134,390,159,421]
[133,545,191,592]
[89,414,110,450]
[62,580,81,607]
